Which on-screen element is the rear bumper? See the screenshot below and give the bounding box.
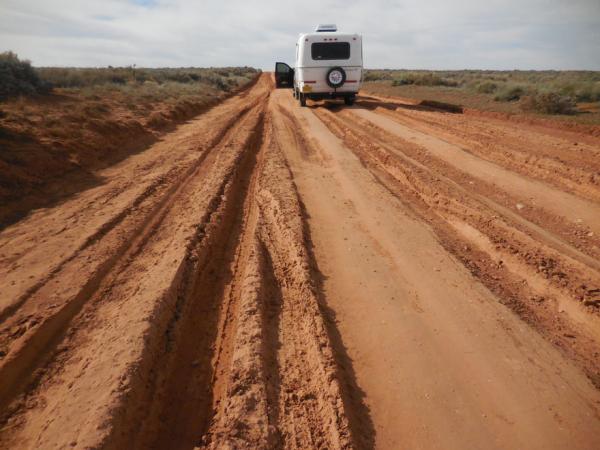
[297,82,360,95]
[305,91,357,100]
[297,80,359,99]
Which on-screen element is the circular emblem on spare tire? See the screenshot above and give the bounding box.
[326,67,346,88]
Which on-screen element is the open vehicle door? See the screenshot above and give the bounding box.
[275,62,294,88]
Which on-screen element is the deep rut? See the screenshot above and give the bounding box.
[271,90,600,449]
[360,96,600,203]
[198,100,353,449]
[311,101,600,389]
[0,76,356,450]
[0,96,264,415]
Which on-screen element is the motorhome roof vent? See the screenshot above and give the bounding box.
[315,24,337,32]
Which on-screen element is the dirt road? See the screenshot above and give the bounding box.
[1,74,600,449]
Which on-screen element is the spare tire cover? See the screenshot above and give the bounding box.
[326,67,346,88]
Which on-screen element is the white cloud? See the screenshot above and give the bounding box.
[0,0,599,69]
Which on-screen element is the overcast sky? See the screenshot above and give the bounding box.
[1,0,599,70]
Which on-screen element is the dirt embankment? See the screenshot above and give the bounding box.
[0,73,260,228]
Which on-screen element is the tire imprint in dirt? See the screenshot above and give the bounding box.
[0,82,273,447]
[197,104,356,449]
[0,102,255,326]
[0,99,264,416]
[311,104,600,388]
[272,103,375,450]
[358,95,600,203]
[4,77,600,449]
[350,105,600,246]
[0,75,267,314]
[338,106,600,269]
[0,76,359,450]
[119,102,270,450]
[0,90,268,316]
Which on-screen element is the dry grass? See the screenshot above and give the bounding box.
[363,69,600,124]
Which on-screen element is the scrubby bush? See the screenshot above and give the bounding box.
[0,51,50,99]
[230,66,258,77]
[494,85,527,101]
[520,92,576,115]
[363,70,393,81]
[476,81,498,94]
[36,67,134,88]
[214,68,230,78]
[572,83,600,103]
[35,66,258,91]
[391,78,406,86]
[392,72,458,87]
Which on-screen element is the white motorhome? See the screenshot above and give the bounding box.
[275,24,363,106]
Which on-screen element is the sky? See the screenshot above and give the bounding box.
[1,0,599,70]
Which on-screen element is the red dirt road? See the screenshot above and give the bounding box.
[1,74,600,449]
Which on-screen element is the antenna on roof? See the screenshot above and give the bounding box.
[315,24,337,32]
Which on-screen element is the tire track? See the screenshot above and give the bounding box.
[349,105,600,241]
[358,96,600,202]
[0,80,273,448]
[0,99,264,415]
[0,76,357,450]
[274,90,600,449]
[0,78,267,323]
[198,103,355,449]
[4,78,600,449]
[311,104,600,388]
[338,106,600,269]
[122,101,269,450]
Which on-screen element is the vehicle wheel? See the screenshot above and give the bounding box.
[299,93,307,107]
[344,96,355,106]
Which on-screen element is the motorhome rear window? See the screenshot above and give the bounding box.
[311,42,350,60]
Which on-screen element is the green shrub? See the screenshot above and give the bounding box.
[36,67,134,88]
[477,81,498,94]
[35,66,258,90]
[572,83,600,102]
[363,71,393,81]
[494,85,527,101]
[392,72,458,87]
[0,51,50,99]
[520,92,576,115]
